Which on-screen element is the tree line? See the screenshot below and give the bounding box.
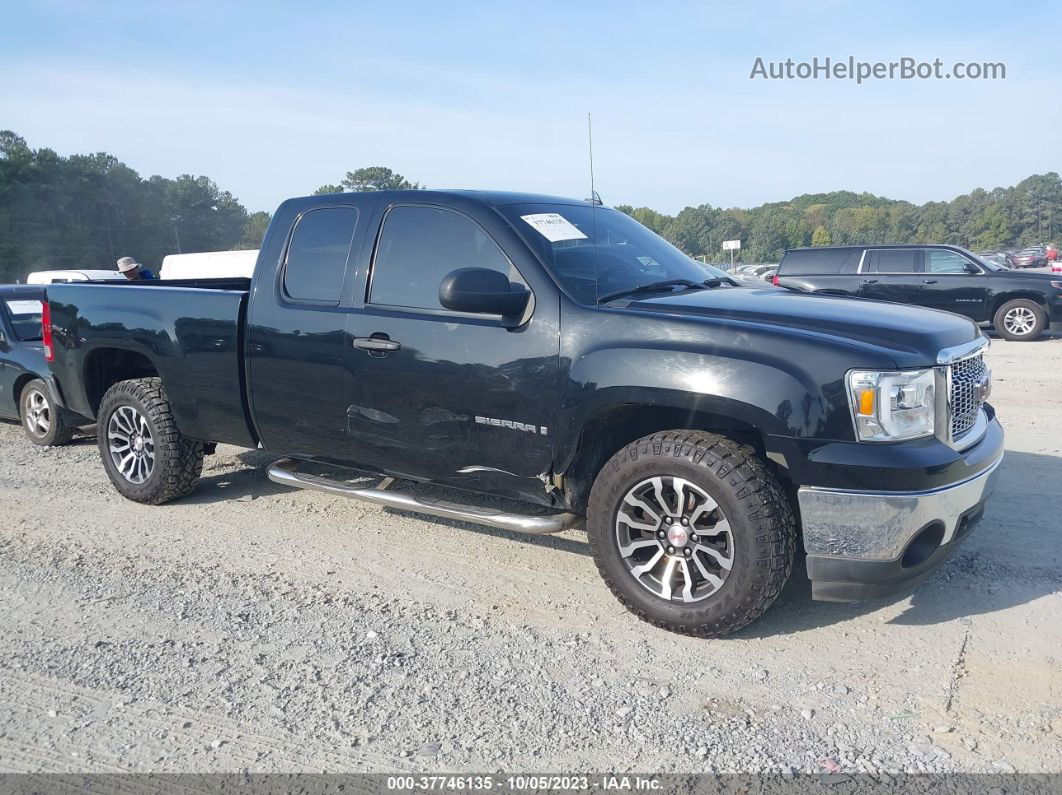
[616,173,1062,263]
[0,131,266,283]
[2,128,1058,282]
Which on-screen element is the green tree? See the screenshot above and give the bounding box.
[0,131,254,281]
[316,166,421,194]
[239,211,272,249]
[811,225,832,246]
[669,205,715,257]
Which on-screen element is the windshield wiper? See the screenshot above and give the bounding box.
[597,278,720,304]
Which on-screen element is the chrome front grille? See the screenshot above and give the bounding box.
[949,353,989,441]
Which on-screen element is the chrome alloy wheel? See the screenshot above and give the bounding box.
[23,388,50,437]
[614,475,735,603]
[1003,306,1037,337]
[107,405,155,484]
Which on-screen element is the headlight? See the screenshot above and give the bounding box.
[846,369,936,441]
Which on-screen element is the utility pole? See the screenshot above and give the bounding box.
[171,215,182,253]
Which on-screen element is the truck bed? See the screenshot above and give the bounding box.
[45,279,257,447]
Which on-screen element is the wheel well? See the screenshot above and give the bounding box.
[11,373,39,408]
[84,349,159,415]
[992,292,1047,317]
[563,404,770,513]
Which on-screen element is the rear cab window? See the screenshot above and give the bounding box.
[283,206,359,303]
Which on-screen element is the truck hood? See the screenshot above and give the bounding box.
[626,287,981,366]
[990,269,1061,282]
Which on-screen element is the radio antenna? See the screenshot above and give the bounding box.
[588,111,600,303]
[588,112,595,202]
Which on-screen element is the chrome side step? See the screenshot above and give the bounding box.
[267,458,583,535]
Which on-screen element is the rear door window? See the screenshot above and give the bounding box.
[283,206,359,303]
[864,249,920,273]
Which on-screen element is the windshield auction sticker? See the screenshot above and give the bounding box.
[520,213,588,242]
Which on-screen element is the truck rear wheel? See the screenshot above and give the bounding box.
[586,430,795,637]
[97,377,204,504]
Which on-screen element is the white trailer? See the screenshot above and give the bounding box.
[160,250,258,280]
[26,270,123,284]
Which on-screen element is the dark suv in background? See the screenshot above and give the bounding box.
[775,244,1062,341]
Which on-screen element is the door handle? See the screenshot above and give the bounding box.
[861,279,879,284]
[922,279,938,284]
[353,335,401,353]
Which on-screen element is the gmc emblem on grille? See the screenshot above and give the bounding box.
[974,370,992,403]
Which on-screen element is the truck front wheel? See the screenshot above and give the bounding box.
[587,430,795,637]
[97,377,204,504]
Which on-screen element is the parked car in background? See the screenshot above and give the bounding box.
[975,251,1012,269]
[1014,247,1048,268]
[0,286,90,445]
[1047,245,1058,262]
[26,269,123,284]
[40,190,1003,636]
[740,264,776,279]
[160,250,259,279]
[695,260,770,288]
[774,243,1062,340]
[760,266,778,283]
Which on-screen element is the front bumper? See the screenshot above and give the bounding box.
[798,446,1004,603]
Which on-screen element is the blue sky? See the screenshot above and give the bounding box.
[2,0,1058,213]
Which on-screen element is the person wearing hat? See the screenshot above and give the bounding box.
[116,256,157,280]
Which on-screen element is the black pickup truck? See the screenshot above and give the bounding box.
[775,244,1062,341]
[42,191,1004,636]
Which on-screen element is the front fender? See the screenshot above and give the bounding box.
[554,345,851,472]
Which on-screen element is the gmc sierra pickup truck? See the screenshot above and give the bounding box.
[42,191,1004,636]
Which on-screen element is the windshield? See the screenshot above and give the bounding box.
[501,204,713,305]
[697,261,732,279]
[976,254,1007,271]
[3,298,44,341]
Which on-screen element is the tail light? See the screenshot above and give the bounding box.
[772,274,780,286]
[42,301,54,362]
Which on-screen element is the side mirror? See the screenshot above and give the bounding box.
[439,268,530,322]
[964,262,981,274]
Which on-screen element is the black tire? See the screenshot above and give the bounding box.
[993,298,1046,341]
[587,430,795,637]
[19,378,75,447]
[97,377,204,504]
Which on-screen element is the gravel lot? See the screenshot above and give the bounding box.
[1,333,1060,775]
